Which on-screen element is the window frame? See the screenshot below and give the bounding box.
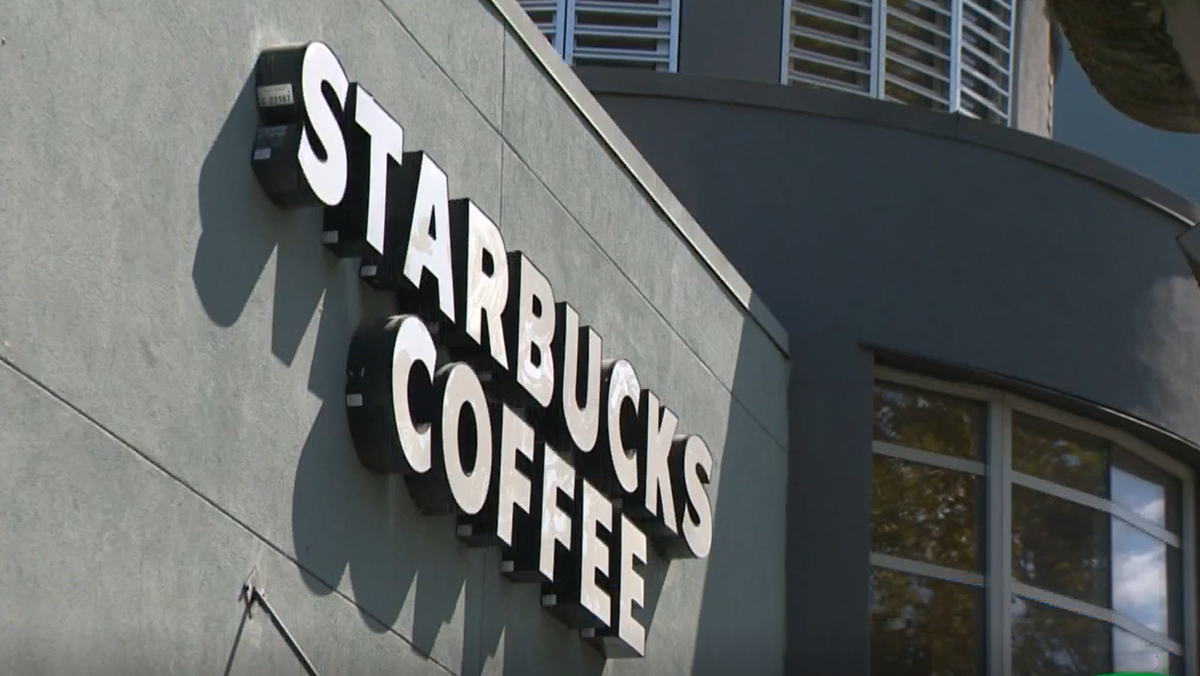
[871,365,1198,676]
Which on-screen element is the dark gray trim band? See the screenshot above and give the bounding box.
[485,0,791,356]
[577,66,1200,229]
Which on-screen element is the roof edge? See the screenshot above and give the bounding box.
[484,0,791,357]
[576,66,1200,230]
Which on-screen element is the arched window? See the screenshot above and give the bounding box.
[870,368,1196,675]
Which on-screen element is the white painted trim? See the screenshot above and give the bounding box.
[779,0,791,85]
[986,399,1012,676]
[1014,583,1183,655]
[873,366,1001,403]
[948,0,963,113]
[872,440,986,475]
[554,0,569,55]
[870,552,985,586]
[1011,471,1181,548]
[1112,505,1182,550]
[667,0,681,73]
[1013,581,1113,623]
[562,0,578,63]
[1184,473,1197,676]
[1009,396,1192,480]
[869,0,886,99]
[1113,609,1184,657]
[1000,0,1016,125]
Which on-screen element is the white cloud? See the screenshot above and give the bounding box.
[1113,522,1168,633]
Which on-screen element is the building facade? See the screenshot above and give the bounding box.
[518,0,1060,135]
[0,0,789,675]
[578,62,1200,675]
[3,1,1200,676]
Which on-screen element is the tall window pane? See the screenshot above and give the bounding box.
[1011,484,1109,607]
[872,455,982,570]
[873,382,986,460]
[870,568,982,676]
[1012,412,1109,497]
[1112,519,1170,635]
[1011,597,1111,676]
[1112,446,1183,534]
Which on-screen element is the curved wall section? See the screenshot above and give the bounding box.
[579,67,1200,673]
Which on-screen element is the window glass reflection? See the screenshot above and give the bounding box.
[1112,519,1169,636]
[869,568,982,676]
[1111,446,1182,534]
[873,382,986,461]
[1011,597,1110,676]
[1012,412,1110,497]
[872,455,981,571]
[1012,485,1109,607]
[1113,627,1176,675]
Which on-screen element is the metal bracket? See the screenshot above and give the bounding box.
[237,568,321,676]
[239,568,260,619]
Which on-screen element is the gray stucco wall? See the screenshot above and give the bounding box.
[580,69,1200,674]
[0,2,789,675]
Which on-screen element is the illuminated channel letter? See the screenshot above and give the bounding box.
[344,315,435,476]
[450,199,509,371]
[297,42,350,206]
[323,84,406,258]
[495,405,535,546]
[504,253,556,408]
[250,41,350,209]
[608,513,648,658]
[436,363,492,516]
[553,302,602,453]
[350,85,403,256]
[662,435,714,560]
[601,359,641,497]
[546,476,613,630]
[631,390,679,537]
[539,445,575,582]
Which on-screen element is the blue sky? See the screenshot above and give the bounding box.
[1053,48,1200,206]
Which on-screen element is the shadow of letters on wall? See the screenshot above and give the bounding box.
[249,41,716,660]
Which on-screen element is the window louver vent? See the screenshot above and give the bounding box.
[785,0,875,96]
[882,0,952,111]
[517,0,679,71]
[957,0,1012,122]
[783,0,1014,125]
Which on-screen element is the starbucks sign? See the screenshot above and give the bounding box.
[249,41,714,659]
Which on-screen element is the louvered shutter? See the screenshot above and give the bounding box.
[881,0,953,110]
[516,0,680,71]
[782,0,1015,125]
[567,0,679,71]
[955,0,1013,123]
[517,0,568,54]
[784,0,876,96]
